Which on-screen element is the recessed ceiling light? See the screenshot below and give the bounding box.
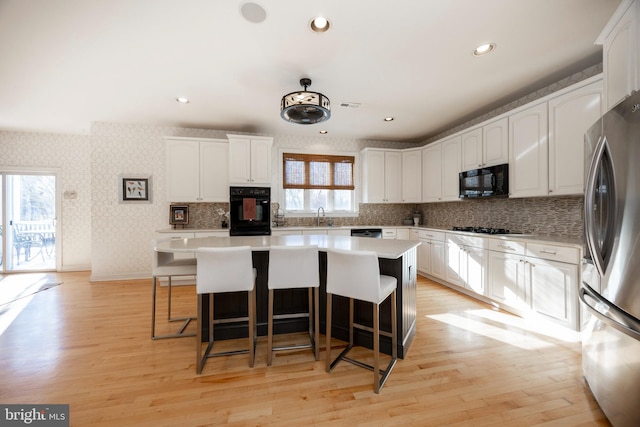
[384,117,394,122]
[310,16,330,33]
[473,43,496,57]
[176,97,190,104]
[319,130,328,134]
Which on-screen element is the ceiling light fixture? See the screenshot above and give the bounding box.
[473,43,496,57]
[310,16,330,33]
[319,130,328,134]
[176,97,190,104]
[280,78,331,125]
[384,117,395,122]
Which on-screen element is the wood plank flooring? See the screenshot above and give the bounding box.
[0,272,610,426]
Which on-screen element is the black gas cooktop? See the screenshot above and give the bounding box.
[451,226,514,235]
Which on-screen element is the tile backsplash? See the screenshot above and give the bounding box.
[179,195,583,240]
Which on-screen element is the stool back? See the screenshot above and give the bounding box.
[268,245,319,290]
[326,248,384,304]
[196,246,255,294]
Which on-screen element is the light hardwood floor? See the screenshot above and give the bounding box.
[0,272,610,426]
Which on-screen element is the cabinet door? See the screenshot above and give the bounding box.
[602,1,639,110]
[445,242,465,287]
[228,137,252,184]
[431,240,446,280]
[402,149,422,203]
[200,141,229,202]
[362,149,386,203]
[461,128,483,171]
[442,136,462,201]
[529,257,578,329]
[384,151,402,203]
[166,139,201,202]
[509,102,549,198]
[487,251,527,308]
[421,144,442,202]
[465,247,486,296]
[418,239,431,274]
[483,117,509,167]
[548,79,603,196]
[250,138,272,184]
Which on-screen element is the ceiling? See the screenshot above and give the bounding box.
[0,0,622,142]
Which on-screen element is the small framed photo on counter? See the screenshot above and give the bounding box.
[170,205,189,226]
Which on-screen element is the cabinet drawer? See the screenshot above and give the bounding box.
[447,233,486,248]
[526,242,579,264]
[382,228,397,239]
[488,238,526,255]
[418,229,445,241]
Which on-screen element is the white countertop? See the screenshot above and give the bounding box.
[155,234,420,259]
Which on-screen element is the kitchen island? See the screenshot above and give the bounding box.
[155,235,420,358]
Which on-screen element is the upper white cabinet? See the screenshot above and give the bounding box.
[227,134,273,185]
[421,137,460,203]
[421,143,443,202]
[401,149,422,203]
[165,137,229,202]
[461,118,508,171]
[597,0,640,111]
[548,79,603,195]
[361,148,402,203]
[508,101,549,198]
[441,136,462,201]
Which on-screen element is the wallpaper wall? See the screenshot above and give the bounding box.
[0,130,92,270]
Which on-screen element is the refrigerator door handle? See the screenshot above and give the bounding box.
[580,283,640,341]
[584,135,608,277]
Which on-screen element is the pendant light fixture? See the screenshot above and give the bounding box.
[280,78,331,124]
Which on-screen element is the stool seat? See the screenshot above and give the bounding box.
[325,248,398,393]
[267,245,320,366]
[151,238,197,340]
[196,246,257,374]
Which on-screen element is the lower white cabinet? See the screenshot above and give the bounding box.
[271,229,302,236]
[487,238,580,329]
[417,230,446,280]
[327,229,351,236]
[445,233,487,296]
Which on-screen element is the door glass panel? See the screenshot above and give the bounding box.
[4,174,56,271]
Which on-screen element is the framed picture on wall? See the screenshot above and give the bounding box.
[119,175,152,203]
[170,205,189,225]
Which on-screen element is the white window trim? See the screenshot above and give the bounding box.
[276,147,360,217]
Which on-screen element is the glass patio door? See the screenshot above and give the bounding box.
[1,172,58,272]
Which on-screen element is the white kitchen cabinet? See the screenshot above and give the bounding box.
[597,0,640,111]
[461,118,509,171]
[445,233,487,295]
[302,229,327,235]
[227,134,273,185]
[421,143,442,202]
[195,231,229,237]
[271,229,302,236]
[165,137,229,203]
[402,149,422,203]
[396,228,410,240]
[361,148,402,203]
[327,229,351,236]
[548,78,603,195]
[417,229,446,280]
[421,136,460,203]
[487,238,580,329]
[508,101,549,198]
[442,136,462,201]
[382,228,397,239]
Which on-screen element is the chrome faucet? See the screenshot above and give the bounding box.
[317,207,325,227]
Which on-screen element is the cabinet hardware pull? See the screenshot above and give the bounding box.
[539,249,557,255]
[498,244,514,250]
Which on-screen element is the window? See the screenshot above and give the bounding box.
[282,152,355,214]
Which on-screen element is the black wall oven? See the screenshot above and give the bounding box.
[229,187,271,236]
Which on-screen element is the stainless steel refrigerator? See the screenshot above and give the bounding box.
[581,90,640,427]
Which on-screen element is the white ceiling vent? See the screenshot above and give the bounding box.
[339,102,360,108]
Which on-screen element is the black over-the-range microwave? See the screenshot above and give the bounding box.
[459,163,509,198]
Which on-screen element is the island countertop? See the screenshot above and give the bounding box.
[155,234,420,259]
